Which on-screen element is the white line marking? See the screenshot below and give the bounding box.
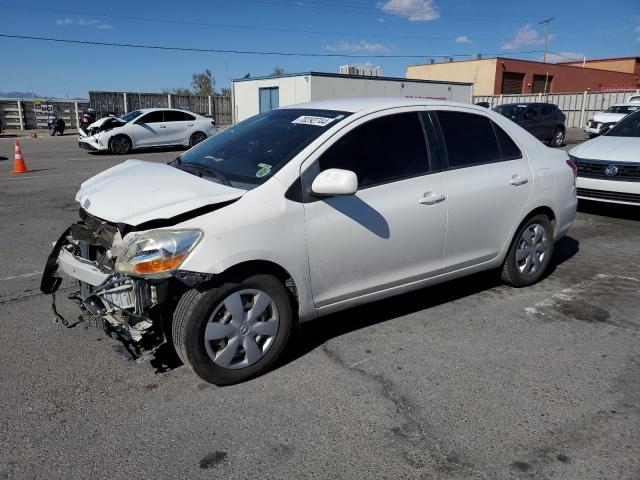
[0,171,100,181]
[0,271,40,281]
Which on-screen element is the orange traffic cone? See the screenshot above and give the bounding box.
[11,140,31,174]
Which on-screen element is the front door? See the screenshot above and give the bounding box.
[302,109,447,308]
[128,110,165,146]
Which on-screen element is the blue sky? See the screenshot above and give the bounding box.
[1,0,639,98]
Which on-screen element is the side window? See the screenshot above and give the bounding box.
[436,111,501,168]
[492,122,523,161]
[540,105,550,116]
[138,111,164,124]
[317,112,429,189]
[164,110,188,122]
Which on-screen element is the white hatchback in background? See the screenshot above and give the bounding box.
[43,98,577,385]
[78,108,218,154]
[584,103,640,137]
[627,95,640,103]
[571,109,640,206]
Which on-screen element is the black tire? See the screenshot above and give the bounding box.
[189,131,207,147]
[172,274,293,385]
[48,127,56,136]
[501,214,554,287]
[109,135,132,154]
[549,127,565,148]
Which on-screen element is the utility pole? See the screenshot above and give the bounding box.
[539,17,553,63]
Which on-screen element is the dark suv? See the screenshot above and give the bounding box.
[494,103,566,147]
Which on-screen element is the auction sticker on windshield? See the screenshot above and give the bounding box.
[292,116,336,127]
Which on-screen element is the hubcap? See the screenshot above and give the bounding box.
[554,130,564,145]
[114,137,128,153]
[203,289,279,369]
[516,223,549,276]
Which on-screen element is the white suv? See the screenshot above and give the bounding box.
[42,98,577,384]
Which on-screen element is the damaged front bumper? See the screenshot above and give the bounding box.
[78,134,108,151]
[40,213,180,356]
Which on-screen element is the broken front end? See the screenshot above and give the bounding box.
[40,210,206,357]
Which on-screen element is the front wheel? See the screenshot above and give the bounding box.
[172,274,293,385]
[109,135,132,154]
[48,127,56,136]
[501,214,554,287]
[549,128,565,148]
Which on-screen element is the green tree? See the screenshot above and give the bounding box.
[272,67,285,76]
[191,69,216,96]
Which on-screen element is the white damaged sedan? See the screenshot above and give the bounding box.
[79,108,218,154]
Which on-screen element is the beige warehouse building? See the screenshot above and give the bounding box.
[406,57,640,95]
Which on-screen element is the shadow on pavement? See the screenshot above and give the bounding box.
[578,200,640,221]
[277,235,580,371]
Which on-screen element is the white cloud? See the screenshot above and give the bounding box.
[543,51,585,63]
[325,41,390,54]
[378,0,439,21]
[455,35,471,44]
[502,24,547,50]
[56,17,113,30]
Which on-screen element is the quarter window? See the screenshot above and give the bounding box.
[436,111,501,168]
[492,122,522,160]
[318,112,429,188]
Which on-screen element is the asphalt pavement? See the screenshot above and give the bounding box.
[0,133,639,480]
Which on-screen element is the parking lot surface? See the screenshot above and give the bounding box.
[1,134,639,480]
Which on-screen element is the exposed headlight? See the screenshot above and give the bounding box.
[115,229,202,278]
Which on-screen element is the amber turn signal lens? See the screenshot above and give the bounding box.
[133,252,188,274]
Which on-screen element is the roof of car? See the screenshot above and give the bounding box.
[609,102,640,107]
[135,107,198,114]
[283,97,486,114]
[496,102,557,107]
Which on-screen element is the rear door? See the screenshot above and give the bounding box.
[520,105,542,138]
[163,110,192,144]
[539,104,554,140]
[432,109,533,272]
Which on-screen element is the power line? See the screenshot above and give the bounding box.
[0,3,502,41]
[0,33,548,60]
[0,33,473,58]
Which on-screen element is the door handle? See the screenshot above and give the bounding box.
[510,175,528,186]
[159,125,167,129]
[186,123,194,127]
[419,192,446,205]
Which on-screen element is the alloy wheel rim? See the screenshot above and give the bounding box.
[203,289,279,369]
[515,223,549,276]
[553,130,564,145]
[114,137,128,153]
[192,132,206,145]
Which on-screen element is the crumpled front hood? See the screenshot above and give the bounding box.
[76,160,245,225]
[592,112,626,123]
[570,136,640,163]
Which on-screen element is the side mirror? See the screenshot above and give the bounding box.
[311,168,358,196]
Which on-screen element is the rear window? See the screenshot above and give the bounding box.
[436,111,501,168]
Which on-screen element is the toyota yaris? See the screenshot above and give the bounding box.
[42,98,577,385]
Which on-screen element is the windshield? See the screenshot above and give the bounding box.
[494,104,528,118]
[176,108,350,188]
[119,110,143,122]
[605,110,640,137]
[604,105,640,114]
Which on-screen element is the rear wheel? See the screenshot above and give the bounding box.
[172,274,293,385]
[549,127,565,147]
[501,214,554,287]
[189,131,207,147]
[109,135,132,154]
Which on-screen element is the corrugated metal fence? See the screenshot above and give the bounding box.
[473,89,640,128]
[89,91,232,126]
[0,98,90,130]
